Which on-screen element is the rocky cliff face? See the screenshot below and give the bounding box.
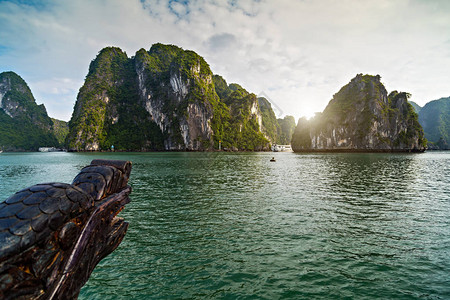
[0,72,59,150]
[67,44,276,151]
[276,115,296,145]
[67,47,164,151]
[291,74,426,152]
[0,72,53,130]
[134,44,214,150]
[257,97,278,143]
[212,76,270,151]
[67,47,123,151]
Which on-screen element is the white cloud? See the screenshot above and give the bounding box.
[1,0,449,121]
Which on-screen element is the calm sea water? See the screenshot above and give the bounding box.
[0,151,449,299]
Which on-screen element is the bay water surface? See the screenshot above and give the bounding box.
[0,151,449,299]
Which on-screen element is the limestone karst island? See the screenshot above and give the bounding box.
[1,44,448,153]
[291,74,426,152]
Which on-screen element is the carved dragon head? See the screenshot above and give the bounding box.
[0,159,132,299]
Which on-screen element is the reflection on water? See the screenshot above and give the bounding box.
[1,151,449,299]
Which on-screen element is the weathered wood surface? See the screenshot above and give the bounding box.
[0,159,132,299]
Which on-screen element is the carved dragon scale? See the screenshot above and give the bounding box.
[0,159,132,299]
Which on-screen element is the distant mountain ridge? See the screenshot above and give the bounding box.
[0,71,61,151]
[409,101,422,114]
[66,44,294,151]
[417,97,449,149]
[291,74,426,152]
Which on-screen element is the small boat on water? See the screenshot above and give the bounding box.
[270,157,276,162]
[38,147,64,152]
[271,144,293,152]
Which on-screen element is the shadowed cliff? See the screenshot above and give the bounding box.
[291,74,426,152]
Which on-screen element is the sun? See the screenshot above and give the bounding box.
[300,109,317,120]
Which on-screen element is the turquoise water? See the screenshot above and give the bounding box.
[0,151,449,299]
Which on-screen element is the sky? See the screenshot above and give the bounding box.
[0,0,449,121]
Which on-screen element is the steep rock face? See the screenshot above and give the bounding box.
[257,97,278,143]
[212,76,270,150]
[292,74,426,152]
[134,44,214,150]
[0,72,53,130]
[276,115,296,144]
[66,47,164,151]
[67,47,125,151]
[418,97,449,149]
[0,72,59,150]
[67,44,278,151]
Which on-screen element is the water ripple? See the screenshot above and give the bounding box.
[1,151,449,299]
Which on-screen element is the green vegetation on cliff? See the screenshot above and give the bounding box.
[136,43,216,149]
[67,47,126,150]
[418,97,450,149]
[67,47,164,151]
[0,72,59,151]
[387,91,426,148]
[277,115,296,144]
[212,75,232,100]
[100,52,164,151]
[212,76,269,150]
[291,74,426,152]
[66,43,279,151]
[257,97,278,143]
[0,110,58,151]
[50,118,69,145]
